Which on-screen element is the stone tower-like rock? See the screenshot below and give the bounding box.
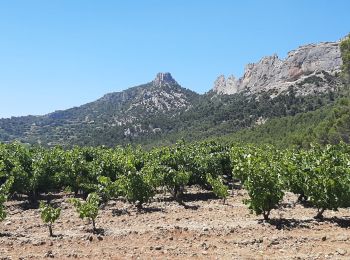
[213,75,240,94]
[152,72,178,87]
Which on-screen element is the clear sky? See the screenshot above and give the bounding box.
[0,0,349,118]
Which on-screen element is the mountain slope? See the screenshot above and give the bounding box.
[215,91,350,149]
[0,73,199,146]
[135,87,344,148]
[0,37,348,148]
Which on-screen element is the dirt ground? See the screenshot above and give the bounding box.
[1,187,350,259]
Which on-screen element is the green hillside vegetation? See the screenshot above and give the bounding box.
[212,35,350,149]
[137,85,343,148]
[0,76,343,149]
[0,81,200,146]
[0,35,349,149]
[218,95,349,148]
[340,33,350,82]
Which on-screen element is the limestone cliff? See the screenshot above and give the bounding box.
[213,41,342,95]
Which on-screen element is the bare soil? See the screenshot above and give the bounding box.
[1,187,350,259]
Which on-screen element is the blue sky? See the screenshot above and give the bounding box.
[0,0,349,118]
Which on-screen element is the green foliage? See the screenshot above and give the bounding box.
[0,177,14,222]
[163,169,191,202]
[31,147,66,202]
[116,172,154,210]
[280,149,309,201]
[315,98,350,145]
[189,141,232,186]
[300,144,350,218]
[238,147,284,220]
[64,147,98,196]
[223,93,350,149]
[95,176,119,203]
[2,140,350,222]
[153,142,192,202]
[0,143,33,199]
[206,174,228,203]
[140,161,166,190]
[70,192,100,231]
[39,201,61,236]
[231,145,257,183]
[340,34,350,81]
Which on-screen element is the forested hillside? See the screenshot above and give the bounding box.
[219,34,350,148]
[0,36,349,148]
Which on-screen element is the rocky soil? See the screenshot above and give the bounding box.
[1,187,350,259]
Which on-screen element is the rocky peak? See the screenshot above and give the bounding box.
[213,75,226,92]
[122,72,197,115]
[213,75,240,94]
[213,41,342,96]
[152,72,178,87]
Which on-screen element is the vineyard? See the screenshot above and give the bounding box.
[1,141,350,258]
[1,141,350,223]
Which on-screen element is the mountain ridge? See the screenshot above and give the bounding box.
[0,36,348,147]
[0,72,199,146]
[213,41,342,96]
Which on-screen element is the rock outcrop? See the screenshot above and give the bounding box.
[153,72,178,87]
[213,41,342,95]
[213,75,240,94]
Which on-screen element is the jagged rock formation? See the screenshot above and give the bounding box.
[213,41,342,95]
[213,75,240,94]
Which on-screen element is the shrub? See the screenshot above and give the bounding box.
[242,147,284,220]
[70,192,100,231]
[0,177,14,222]
[39,201,61,237]
[206,173,229,203]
